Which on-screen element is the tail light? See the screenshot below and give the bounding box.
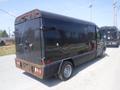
[16,60,21,66]
[34,67,42,75]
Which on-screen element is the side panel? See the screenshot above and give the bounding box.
[43,18,96,66]
[72,25,97,66]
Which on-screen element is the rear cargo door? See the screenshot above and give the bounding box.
[15,18,42,64]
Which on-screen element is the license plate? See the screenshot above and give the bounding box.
[112,42,116,44]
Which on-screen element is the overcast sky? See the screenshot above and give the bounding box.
[0,0,120,33]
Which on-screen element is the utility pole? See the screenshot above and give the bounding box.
[89,3,93,21]
[0,9,16,38]
[89,0,95,22]
[117,5,120,29]
[8,27,11,38]
[113,0,120,27]
[118,5,120,29]
[113,0,116,26]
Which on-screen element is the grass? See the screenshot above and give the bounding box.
[0,44,16,56]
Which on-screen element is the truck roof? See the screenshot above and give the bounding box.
[15,9,96,26]
[100,26,118,31]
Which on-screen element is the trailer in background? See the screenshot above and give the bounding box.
[100,26,119,47]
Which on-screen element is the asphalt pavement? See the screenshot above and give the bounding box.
[0,47,120,90]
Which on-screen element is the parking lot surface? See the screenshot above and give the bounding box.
[0,47,120,90]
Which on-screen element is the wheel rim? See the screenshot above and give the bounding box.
[63,64,72,78]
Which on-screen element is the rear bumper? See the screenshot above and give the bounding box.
[15,58,44,79]
[15,58,61,79]
[106,41,119,46]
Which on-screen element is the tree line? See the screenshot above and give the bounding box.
[0,30,8,37]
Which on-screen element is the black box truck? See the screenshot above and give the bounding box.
[15,9,106,80]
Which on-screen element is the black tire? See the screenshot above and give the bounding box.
[100,49,104,57]
[58,61,73,81]
[116,44,119,47]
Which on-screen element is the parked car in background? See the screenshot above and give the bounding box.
[0,38,5,46]
[0,37,15,46]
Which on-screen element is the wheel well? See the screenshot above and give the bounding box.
[58,59,74,80]
[64,59,75,67]
[58,59,75,74]
[58,58,75,75]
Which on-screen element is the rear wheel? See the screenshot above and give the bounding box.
[58,61,73,81]
[116,43,119,47]
[100,48,104,57]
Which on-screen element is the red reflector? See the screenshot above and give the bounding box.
[16,61,20,65]
[34,67,42,75]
